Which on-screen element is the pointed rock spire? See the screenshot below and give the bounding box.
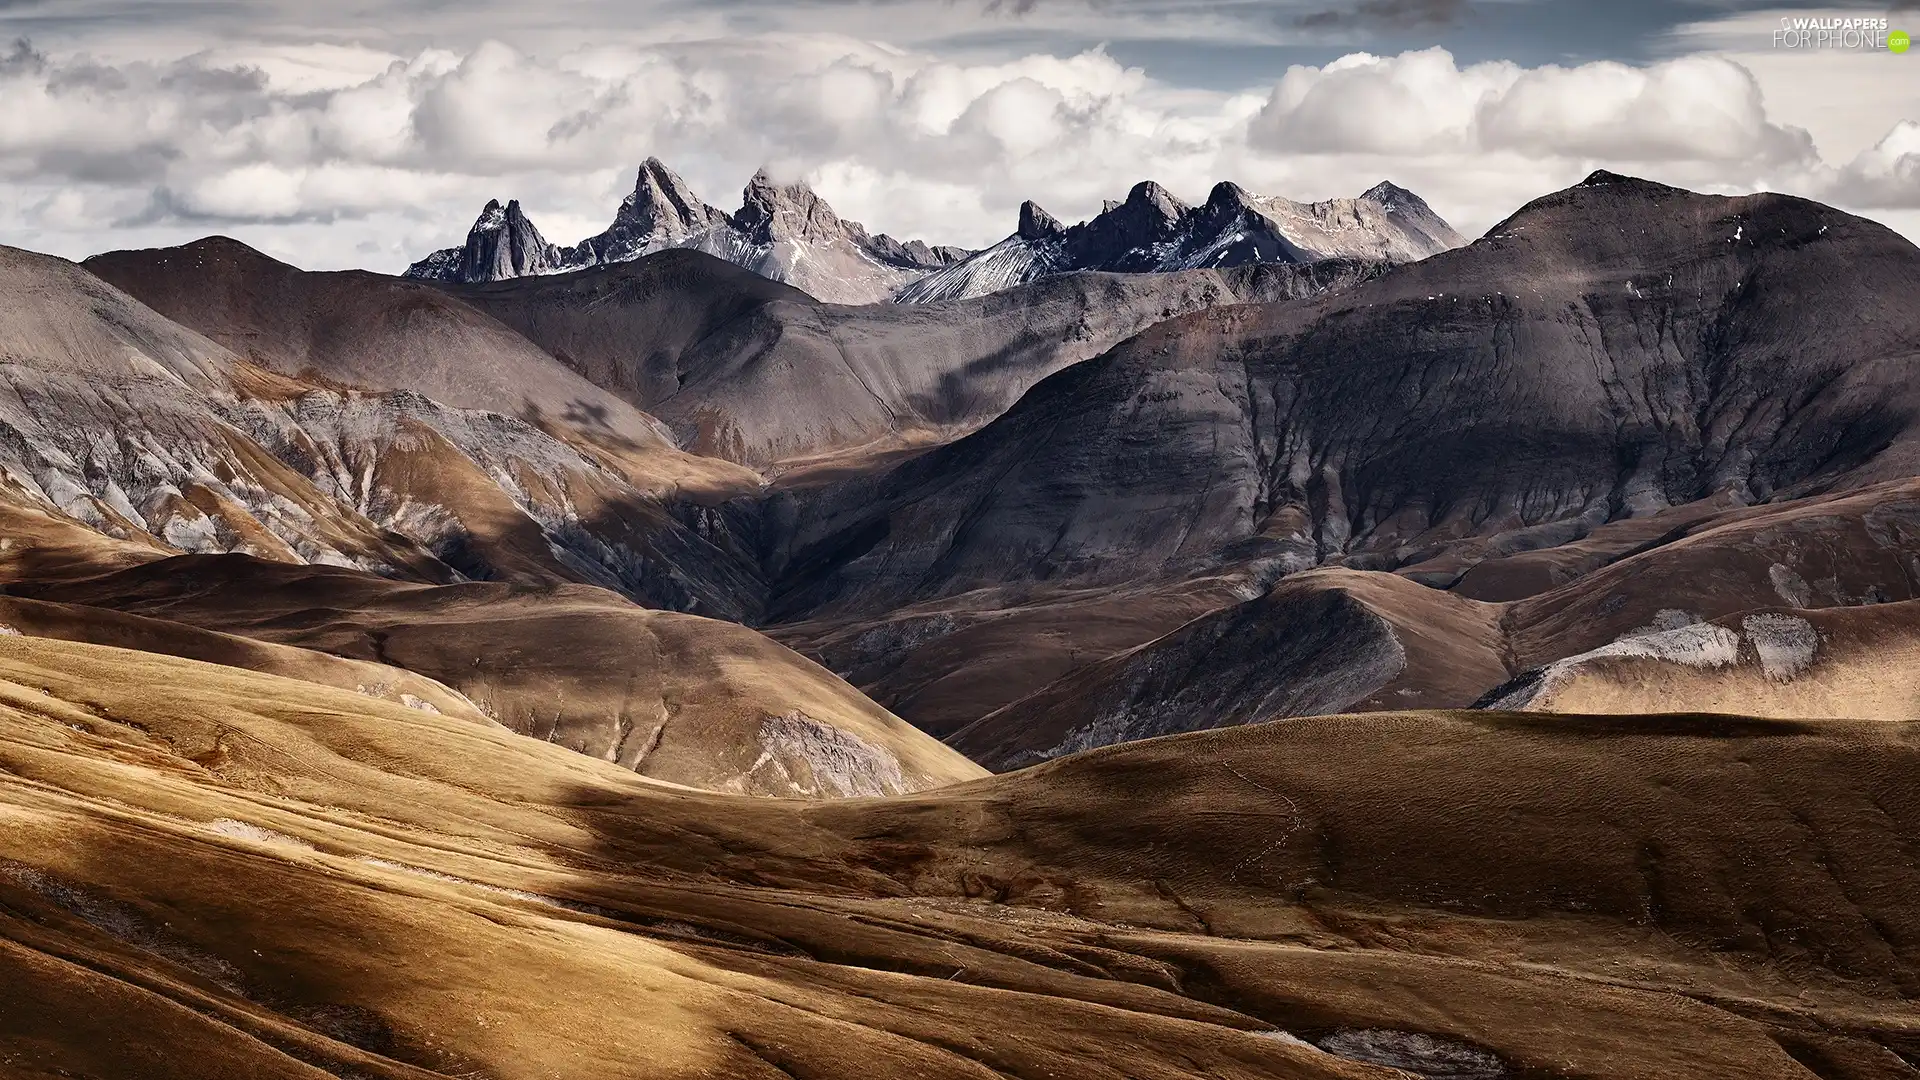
[405,158,972,295]
[612,157,729,240]
[441,198,562,282]
[1018,201,1065,241]
[581,156,731,264]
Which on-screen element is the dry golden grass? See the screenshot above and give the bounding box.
[2,633,1915,1078]
[12,555,986,799]
[1512,601,1920,721]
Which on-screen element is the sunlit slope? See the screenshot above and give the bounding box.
[2,633,1914,1078]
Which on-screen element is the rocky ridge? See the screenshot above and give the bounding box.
[406,158,1458,305]
[406,158,967,304]
[895,177,1462,302]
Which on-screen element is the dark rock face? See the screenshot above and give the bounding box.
[897,176,1462,303]
[459,200,562,280]
[1064,181,1190,270]
[1018,201,1065,241]
[444,250,1387,467]
[770,176,1920,621]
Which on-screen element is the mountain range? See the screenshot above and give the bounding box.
[4,167,1920,1078]
[406,158,970,304]
[896,177,1461,302]
[405,156,1460,303]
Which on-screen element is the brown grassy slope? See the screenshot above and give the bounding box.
[1485,600,1920,720]
[0,594,486,722]
[772,573,1262,739]
[0,638,1382,1080]
[950,567,1507,767]
[2,633,1916,1078]
[1501,478,1920,665]
[0,486,170,579]
[11,553,984,798]
[955,479,1920,766]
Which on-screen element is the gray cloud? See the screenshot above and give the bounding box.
[0,5,1911,272]
[1,36,41,71]
[1825,122,1920,209]
[1294,0,1471,32]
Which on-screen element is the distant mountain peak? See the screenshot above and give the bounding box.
[1570,171,1693,200]
[404,159,964,303]
[1018,201,1065,241]
[734,169,848,244]
[1124,180,1187,224]
[1578,169,1636,187]
[1359,180,1428,213]
[1204,181,1254,214]
[898,177,1463,303]
[402,162,1458,305]
[614,159,726,233]
[448,197,558,280]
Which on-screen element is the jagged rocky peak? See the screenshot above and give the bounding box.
[1074,180,1191,259]
[459,198,559,281]
[1125,180,1188,224]
[1018,200,1065,241]
[1189,182,1270,239]
[896,175,1464,303]
[404,157,970,300]
[872,236,968,270]
[734,169,848,244]
[611,157,730,242]
[1203,181,1255,214]
[1360,180,1426,212]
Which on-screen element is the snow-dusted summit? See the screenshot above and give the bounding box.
[894,179,1462,303]
[406,159,966,305]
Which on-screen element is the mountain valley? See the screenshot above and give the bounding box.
[1,165,1918,1079]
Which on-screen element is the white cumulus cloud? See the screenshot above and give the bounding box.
[1251,48,1817,166]
[0,34,1912,274]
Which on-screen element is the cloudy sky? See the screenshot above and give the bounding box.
[2,0,1916,272]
